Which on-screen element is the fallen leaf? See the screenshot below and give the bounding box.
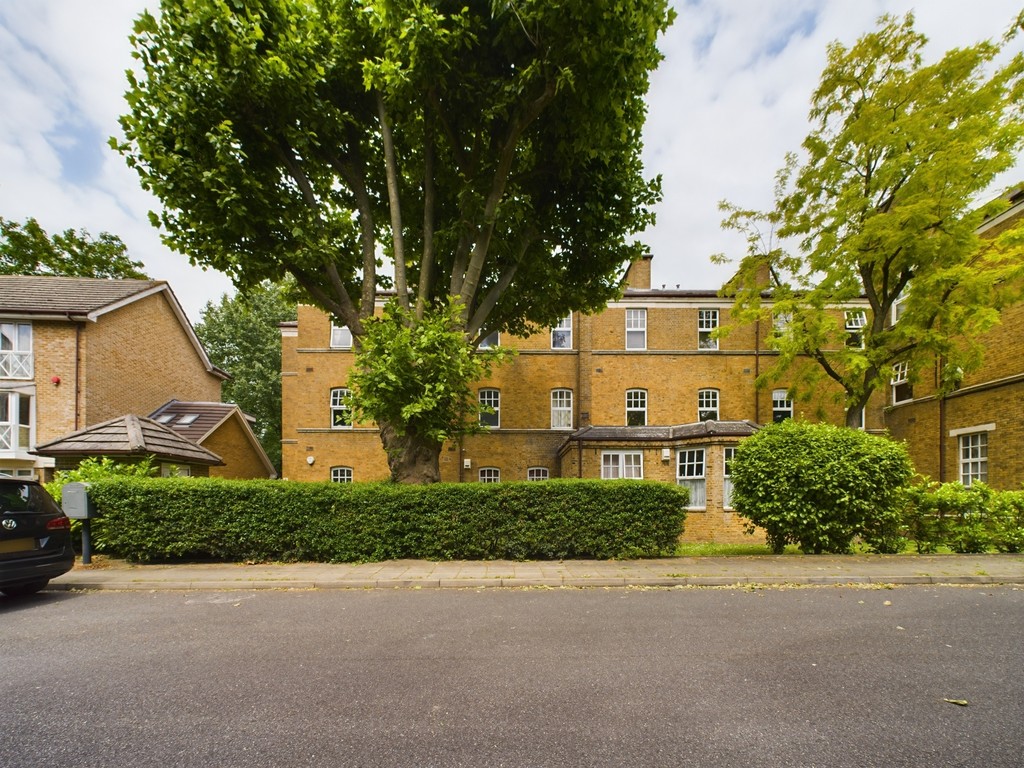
[943,699,969,707]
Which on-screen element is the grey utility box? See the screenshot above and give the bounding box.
[62,482,96,520]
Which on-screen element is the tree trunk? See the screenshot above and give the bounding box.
[379,422,443,484]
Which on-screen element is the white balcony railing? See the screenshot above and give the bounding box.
[0,351,32,379]
[0,424,30,452]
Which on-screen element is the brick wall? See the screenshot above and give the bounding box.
[31,321,80,443]
[886,278,1024,489]
[82,293,222,424]
[280,293,894,540]
[202,413,273,479]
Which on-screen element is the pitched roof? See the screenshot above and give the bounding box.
[565,420,760,443]
[148,400,252,443]
[32,415,224,466]
[149,400,277,478]
[0,276,229,380]
[0,276,165,316]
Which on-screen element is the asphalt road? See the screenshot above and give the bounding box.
[2,585,1022,768]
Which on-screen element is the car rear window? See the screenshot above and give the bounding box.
[0,483,62,515]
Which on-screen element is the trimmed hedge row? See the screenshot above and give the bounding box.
[83,477,689,562]
[900,483,1024,554]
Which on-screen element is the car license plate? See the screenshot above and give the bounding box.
[0,537,35,554]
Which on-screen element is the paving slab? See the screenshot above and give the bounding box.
[47,553,1024,592]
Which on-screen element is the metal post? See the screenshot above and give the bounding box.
[81,519,92,565]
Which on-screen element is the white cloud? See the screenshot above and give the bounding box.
[0,0,1020,317]
[640,0,1024,290]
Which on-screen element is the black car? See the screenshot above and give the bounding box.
[0,479,75,598]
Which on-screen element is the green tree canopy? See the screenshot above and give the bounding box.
[717,13,1024,425]
[0,217,148,279]
[114,0,673,481]
[194,281,297,472]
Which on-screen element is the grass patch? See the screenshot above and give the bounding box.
[674,542,800,557]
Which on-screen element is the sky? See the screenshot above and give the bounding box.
[0,1,1021,322]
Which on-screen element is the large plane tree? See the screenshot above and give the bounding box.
[115,0,673,481]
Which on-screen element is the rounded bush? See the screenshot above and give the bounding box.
[730,420,913,554]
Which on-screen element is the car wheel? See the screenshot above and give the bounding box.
[1,580,50,598]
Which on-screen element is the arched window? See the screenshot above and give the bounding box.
[551,389,573,429]
[479,388,500,428]
[626,389,647,426]
[697,389,719,421]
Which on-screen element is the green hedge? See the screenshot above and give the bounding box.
[901,482,1024,554]
[83,477,689,562]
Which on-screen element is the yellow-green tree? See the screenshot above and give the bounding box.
[719,13,1024,426]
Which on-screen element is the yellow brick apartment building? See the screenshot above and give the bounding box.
[281,258,881,541]
[884,189,1024,490]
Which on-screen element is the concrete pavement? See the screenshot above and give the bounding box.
[49,552,1024,591]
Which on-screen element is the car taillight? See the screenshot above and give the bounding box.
[46,516,71,531]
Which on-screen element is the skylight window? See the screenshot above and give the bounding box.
[177,414,199,426]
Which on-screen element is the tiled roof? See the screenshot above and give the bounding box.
[566,420,760,442]
[33,415,223,466]
[148,400,253,443]
[0,276,164,316]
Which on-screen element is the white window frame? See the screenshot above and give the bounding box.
[478,331,499,349]
[527,467,549,481]
[479,467,500,483]
[771,389,793,423]
[330,387,352,429]
[0,323,33,379]
[698,309,719,350]
[848,407,866,431]
[601,451,643,480]
[479,388,500,428]
[330,323,352,349]
[723,447,737,510]
[0,391,31,452]
[958,432,988,487]
[160,463,191,478]
[551,389,573,430]
[697,388,719,422]
[0,467,34,479]
[891,361,913,404]
[677,448,706,509]
[331,466,353,483]
[892,293,908,325]
[551,315,572,349]
[625,389,647,427]
[772,311,792,336]
[625,309,647,350]
[845,310,867,348]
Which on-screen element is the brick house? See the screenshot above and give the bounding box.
[148,400,277,479]
[0,276,227,480]
[885,189,1024,490]
[280,258,879,541]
